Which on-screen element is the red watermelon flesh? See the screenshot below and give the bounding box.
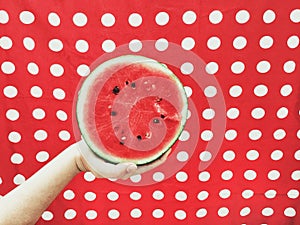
[76,55,188,165]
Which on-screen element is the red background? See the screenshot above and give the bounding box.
[0,0,299,224]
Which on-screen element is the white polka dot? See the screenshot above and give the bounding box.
[233,36,247,50]
[204,86,217,97]
[152,190,164,200]
[30,86,43,98]
[75,39,89,53]
[196,208,207,218]
[59,130,71,141]
[48,12,60,26]
[199,151,212,162]
[176,171,188,182]
[6,109,20,121]
[229,85,243,97]
[205,62,219,75]
[86,210,97,220]
[256,60,271,73]
[64,209,77,220]
[218,207,229,217]
[3,85,18,98]
[178,130,190,141]
[221,170,233,181]
[294,150,300,160]
[84,172,96,182]
[209,10,223,24]
[107,191,119,201]
[108,209,120,220]
[48,39,63,52]
[249,129,262,140]
[235,10,250,24]
[181,62,194,75]
[240,207,251,216]
[23,37,35,51]
[268,170,280,180]
[50,64,64,77]
[153,172,165,182]
[42,211,54,221]
[202,108,215,120]
[0,10,9,24]
[277,107,288,119]
[280,84,293,96]
[53,88,66,100]
[56,110,68,121]
[231,61,245,74]
[102,39,116,53]
[73,12,87,27]
[19,11,35,24]
[259,35,273,49]
[244,170,257,180]
[36,151,49,163]
[225,129,237,141]
[84,192,96,201]
[246,149,259,161]
[128,13,142,27]
[263,9,276,24]
[197,191,209,201]
[291,170,300,181]
[101,13,115,27]
[27,62,39,75]
[287,189,299,199]
[174,210,186,220]
[290,9,300,23]
[11,153,24,164]
[13,174,25,185]
[1,61,15,74]
[130,208,142,219]
[155,38,168,51]
[181,37,195,51]
[254,84,268,97]
[283,60,296,73]
[175,191,187,202]
[262,207,274,217]
[242,189,254,199]
[273,129,286,140]
[77,64,90,77]
[152,209,164,218]
[207,36,221,50]
[182,10,197,25]
[219,189,231,199]
[265,189,277,199]
[63,190,75,200]
[223,150,236,161]
[8,131,21,143]
[227,108,240,119]
[0,36,13,49]
[128,39,142,52]
[271,149,283,161]
[201,130,213,142]
[198,171,210,182]
[130,192,141,201]
[155,12,169,26]
[284,207,297,217]
[251,107,265,119]
[287,35,299,49]
[130,174,142,183]
[34,130,48,141]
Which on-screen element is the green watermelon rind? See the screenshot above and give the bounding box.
[76,55,188,165]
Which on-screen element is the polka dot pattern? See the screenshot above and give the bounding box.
[0,2,299,225]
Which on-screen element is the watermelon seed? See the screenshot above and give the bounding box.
[160,114,166,119]
[153,118,160,123]
[120,141,124,145]
[112,86,120,94]
[111,111,117,116]
[125,80,129,85]
[156,97,163,102]
[131,82,136,88]
[137,135,142,140]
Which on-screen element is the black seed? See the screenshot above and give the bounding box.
[111,111,117,116]
[153,118,160,123]
[131,82,136,88]
[156,97,163,102]
[125,80,129,85]
[120,141,124,145]
[160,114,166,119]
[137,135,142,140]
[112,86,120,94]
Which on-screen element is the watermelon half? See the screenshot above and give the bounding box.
[76,55,188,165]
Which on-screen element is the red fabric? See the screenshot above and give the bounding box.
[1,0,299,224]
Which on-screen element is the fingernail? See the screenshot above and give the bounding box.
[127,164,137,173]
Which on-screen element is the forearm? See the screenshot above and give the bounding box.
[0,143,81,225]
